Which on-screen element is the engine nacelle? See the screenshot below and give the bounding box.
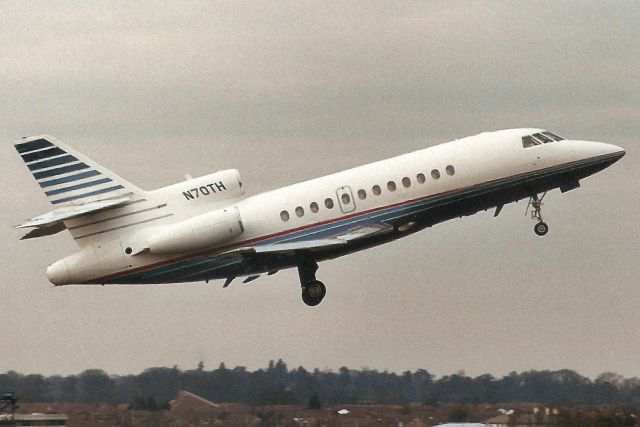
[147,207,243,255]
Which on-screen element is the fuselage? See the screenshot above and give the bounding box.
[45,128,624,286]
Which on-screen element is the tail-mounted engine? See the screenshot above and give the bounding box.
[146,207,244,255]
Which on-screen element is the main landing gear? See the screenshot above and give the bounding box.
[526,192,549,236]
[297,258,326,306]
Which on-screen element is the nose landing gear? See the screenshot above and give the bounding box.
[533,221,549,236]
[297,258,326,306]
[526,192,549,236]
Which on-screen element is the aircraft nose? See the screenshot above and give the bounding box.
[47,259,71,286]
[582,141,626,161]
[601,142,626,159]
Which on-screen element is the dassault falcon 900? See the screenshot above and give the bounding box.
[13,129,624,306]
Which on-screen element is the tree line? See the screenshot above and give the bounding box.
[1,361,638,408]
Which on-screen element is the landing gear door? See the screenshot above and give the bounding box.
[336,186,356,213]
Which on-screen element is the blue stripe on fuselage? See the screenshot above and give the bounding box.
[108,183,481,283]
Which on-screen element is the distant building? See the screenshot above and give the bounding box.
[168,389,259,426]
[485,414,511,427]
[404,418,429,427]
[434,424,487,427]
[0,413,68,426]
[513,413,558,426]
[169,389,224,422]
[486,410,563,427]
[1,393,67,426]
[170,390,221,412]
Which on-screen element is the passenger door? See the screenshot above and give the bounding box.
[336,186,356,213]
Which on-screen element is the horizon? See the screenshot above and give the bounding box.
[1,1,638,379]
[1,359,634,382]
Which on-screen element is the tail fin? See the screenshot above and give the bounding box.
[14,135,142,206]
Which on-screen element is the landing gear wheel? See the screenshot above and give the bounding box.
[302,280,326,306]
[534,221,549,236]
[527,192,550,236]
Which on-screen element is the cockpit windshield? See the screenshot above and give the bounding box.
[522,131,565,148]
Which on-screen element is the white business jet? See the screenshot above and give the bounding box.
[13,129,624,306]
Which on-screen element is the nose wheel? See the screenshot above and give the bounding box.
[534,221,549,236]
[526,192,549,236]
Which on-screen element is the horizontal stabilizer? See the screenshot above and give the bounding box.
[16,195,132,230]
[20,222,67,240]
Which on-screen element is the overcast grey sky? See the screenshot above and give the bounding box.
[1,1,639,379]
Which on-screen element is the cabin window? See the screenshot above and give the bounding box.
[357,189,366,200]
[295,206,304,217]
[341,193,351,204]
[522,135,541,148]
[310,202,319,213]
[417,173,426,184]
[325,198,334,209]
[431,169,440,179]
[372,185,381,195]
[542,131,564,141]
[387,181,396,192]
[280,210,290,221]
[446,165,455,176]
[523,132,564,147]
[533,132,554,144]
[402,177,411,188]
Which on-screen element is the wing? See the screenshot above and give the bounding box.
[216,222,393,286]
[223,223,393,257]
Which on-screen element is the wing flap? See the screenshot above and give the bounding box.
[250,238,346,254]
[221,222,393,257]
[335,224,393,241]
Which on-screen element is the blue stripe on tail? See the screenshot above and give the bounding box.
[44,178,113,196]
[33,163,90,180]
[21,147,66,163]
[15,138,53,153]
[39,170,102,188]
[50,185,125,205]
[27,155,78,171]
